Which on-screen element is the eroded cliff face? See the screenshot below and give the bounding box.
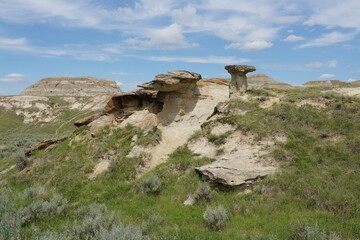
[21,76,120,97]
[0,76,121,123]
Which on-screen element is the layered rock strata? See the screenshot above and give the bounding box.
[225,65,256,97]
[21,76,120,97]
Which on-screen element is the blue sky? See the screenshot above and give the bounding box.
[1,0,360,95]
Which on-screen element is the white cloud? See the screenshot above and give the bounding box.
[145,56,251,65]
[124,23,197,49]
[284,34,305,42]
[327,60,337,68]
[319,74,336,79]
[226,41,273,51]
[0,0,359,55]
[306,61,323,68]
[0,73,24,83]
[299,31,356,48]
[305,60,337,68]
[0,37,30,52]
[303,0,360,30]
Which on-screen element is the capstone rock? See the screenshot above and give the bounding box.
[225,65,256,97]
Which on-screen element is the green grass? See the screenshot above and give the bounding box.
[1,89,360,239]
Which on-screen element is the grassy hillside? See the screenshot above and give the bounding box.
[0,88,359,239]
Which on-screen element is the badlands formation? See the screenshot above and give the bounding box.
[0,76,121,123]
[78,66,283,186]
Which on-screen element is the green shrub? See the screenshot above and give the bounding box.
[0,189,22,240]
[137,127,162,146]
[207,133,228,145]
[203,204,229,231]
[94,224,149,240]
[22,185,49,199]
[72,203,148,240]
[14,151,27,170]
[72,203,116,239]
[140,174,162,194]
[30,228,71,240]
[193,181,211,204]
[20,194,68,224]
[298,222,341,240]
[188,130,203,141]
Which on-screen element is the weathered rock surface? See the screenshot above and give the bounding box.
[191,130,280,186]
[74,114,102,127]
[103,90,161,115]
[120,77,229,171]
[21,76,121,97]
[225,65,256,97]
[138,70,201,92]
[25,136,67,157]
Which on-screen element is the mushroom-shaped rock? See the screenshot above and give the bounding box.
[225,65,256,97]
[138,70,202,92]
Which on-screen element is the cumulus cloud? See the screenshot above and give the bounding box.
[0,0,359,55]
[145,56,251,65]
[319,74,336,79]
[0,73,24,83]
[299,31,356,48]
[0,37,30,52]
[283,34,305,42]
[124,23,197,49]
[226,41,273,51]
[303,0,360,30]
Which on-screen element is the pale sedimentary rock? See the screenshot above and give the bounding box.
[225,65,256,97]
[21,76,121,97]
[138,70,201,92]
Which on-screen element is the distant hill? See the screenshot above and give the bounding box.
[303,80,351,87]
[248,74,293,89]
[205,74,293,89]
[21,76,121,97]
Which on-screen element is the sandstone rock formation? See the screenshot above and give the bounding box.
[0,76,121,123]
[225,65,256,97]
[139,70,201,92]
[21,76,120,97]
[81,70,229,173]
[191,128,281,187]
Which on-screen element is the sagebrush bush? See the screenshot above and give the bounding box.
[0,189,22,240]
[20,194,68,224]
[22,185,48,199]
[72,203,148,240]
[193,181,211,203]
[203,204,229,231]
[14,151,27,170]
[94,224,149,240]
[30,228,71,240]
[72,203,116,239]
[140,174,162,194]
[298,222,341,240]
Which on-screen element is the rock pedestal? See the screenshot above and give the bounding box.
[225,65,256,97]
